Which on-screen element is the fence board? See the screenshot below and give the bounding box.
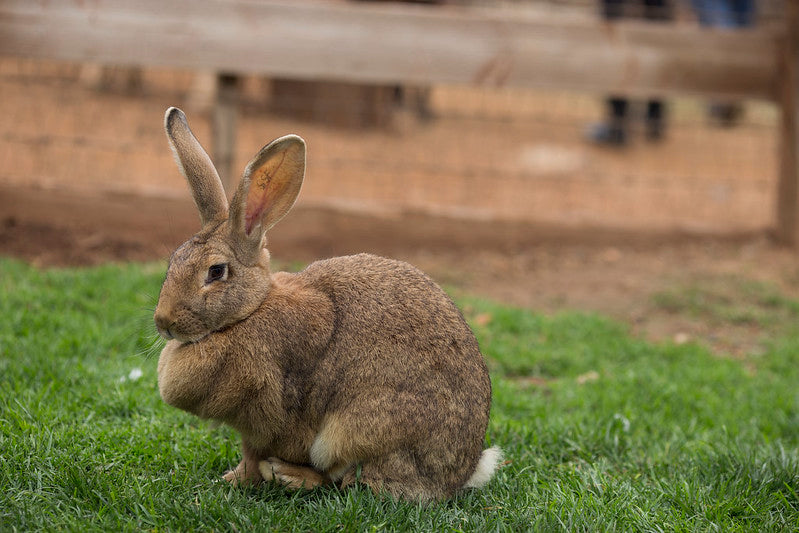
[0,0,779,100]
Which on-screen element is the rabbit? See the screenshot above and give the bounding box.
[154,107,501,502]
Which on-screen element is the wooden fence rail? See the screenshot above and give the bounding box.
[1,0,797,242]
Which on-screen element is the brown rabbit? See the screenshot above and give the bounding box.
[154,107,501,501]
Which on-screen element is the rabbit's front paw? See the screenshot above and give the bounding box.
[259,457,328,490]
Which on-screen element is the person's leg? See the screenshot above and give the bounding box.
[587,0,629,146]
[641,0,671,140]
[643,0,673,21]
[732,0,755,27]
[609,97,629,143]
[694,0,754,127]
[603,0,626,19]
[646,100,665,141]
[588,97,628,146]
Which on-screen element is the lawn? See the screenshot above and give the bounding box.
[1,258,798,531]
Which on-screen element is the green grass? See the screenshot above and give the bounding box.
[2,258,799,531]
[652,275,799,330]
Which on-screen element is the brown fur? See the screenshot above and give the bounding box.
[154,108,497,501]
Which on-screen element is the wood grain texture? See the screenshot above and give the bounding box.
[0,0,778,100]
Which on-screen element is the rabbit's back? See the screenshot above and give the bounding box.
[301,253,489,398]
[297,253,491,497]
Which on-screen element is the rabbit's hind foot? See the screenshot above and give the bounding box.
[259,457,330,490]
[222,457,263,486]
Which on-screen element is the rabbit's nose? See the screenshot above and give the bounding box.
[154,311,175,339]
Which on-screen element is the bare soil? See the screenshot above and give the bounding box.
[3,181,797,357]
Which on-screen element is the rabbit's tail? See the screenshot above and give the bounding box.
[463,446,503,489]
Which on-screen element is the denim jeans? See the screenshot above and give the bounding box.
[690,0,755,27]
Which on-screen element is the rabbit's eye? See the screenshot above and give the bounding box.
[206,263,228,283]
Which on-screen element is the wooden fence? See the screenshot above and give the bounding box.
[1,0,797,243]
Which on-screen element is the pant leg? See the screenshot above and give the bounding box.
[643,0,673,21]
[609,97,629,120]
[602,0,626,20]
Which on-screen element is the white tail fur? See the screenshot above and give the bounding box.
[463,446,503,489]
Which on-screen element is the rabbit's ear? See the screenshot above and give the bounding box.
[229,135,305,257]
[164,107,228,226]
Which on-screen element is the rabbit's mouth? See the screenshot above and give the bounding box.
[155,309,212,343]
[172,330,211,344]
[180,332,210,345]
[156,323,210,344]
[158,325,175,340]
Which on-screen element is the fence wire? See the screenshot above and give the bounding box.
[0,49,779,234]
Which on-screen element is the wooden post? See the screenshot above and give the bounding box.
[777,0,799,245]
[213,73,239,192]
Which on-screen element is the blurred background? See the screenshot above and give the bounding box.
[0,0,796,352]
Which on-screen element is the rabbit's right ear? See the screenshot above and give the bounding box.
[228,135,305,264]
[164,107,228,226]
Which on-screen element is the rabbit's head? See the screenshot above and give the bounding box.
[153,107,305,343]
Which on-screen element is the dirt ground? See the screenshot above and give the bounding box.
[1,59,795,355]
[2,181,797,357]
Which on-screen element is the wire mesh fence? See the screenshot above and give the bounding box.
[0,54,779,235]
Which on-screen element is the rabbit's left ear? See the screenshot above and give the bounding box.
[164,107,228,226]
[229,135,305,260]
